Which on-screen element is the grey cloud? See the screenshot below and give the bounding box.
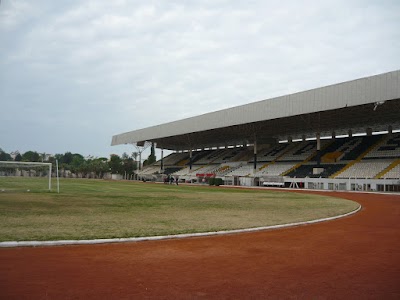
[1,0,399,157]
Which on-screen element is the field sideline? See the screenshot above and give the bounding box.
[0,178,359,242]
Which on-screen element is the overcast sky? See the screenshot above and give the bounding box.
[1,0,399,159]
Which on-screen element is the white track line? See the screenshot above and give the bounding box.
[0,205,361,248]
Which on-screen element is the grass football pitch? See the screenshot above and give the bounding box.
[0,178,359,242]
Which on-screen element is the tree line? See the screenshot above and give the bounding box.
[0,147,157,179]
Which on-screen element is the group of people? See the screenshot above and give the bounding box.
[164,175,179,185]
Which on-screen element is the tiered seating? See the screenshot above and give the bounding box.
[189,150,213,164]
[137,133,399,181]
[382,164,400,179]
[277,141,327,162]
[335,160,393,179]
[195,149,226,165]
[137,166,160,175]
[287,163,346,178]
[310,137,363,163]
[163,167,182,175]
[256,162,297,176]
[341,135,382,160]
[212,148,247,164]
[364,133,400,159]
[257,143,292,162]
[334,138,362,160]
[214,162,243,176]
[193,164,220,174]
[226,164,255,177]
[172,166,200,176]
[154,152,189,166]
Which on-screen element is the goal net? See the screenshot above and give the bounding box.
[0,161,52,192]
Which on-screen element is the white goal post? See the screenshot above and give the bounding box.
[0,161,53,191]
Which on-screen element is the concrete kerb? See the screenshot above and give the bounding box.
[0,205,361,248]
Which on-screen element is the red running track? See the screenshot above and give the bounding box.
[0,191,399,299]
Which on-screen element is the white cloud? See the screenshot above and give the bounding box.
[0,0,37,28]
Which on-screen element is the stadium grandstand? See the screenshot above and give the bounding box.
[112,70,400,192]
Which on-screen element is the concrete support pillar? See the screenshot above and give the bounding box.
[160,149,164,173]
[253,139,257,173]
[189,149,193,170]
[316,132,321,166]
[348,129,353,138]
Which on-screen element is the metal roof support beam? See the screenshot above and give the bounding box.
[316,132,321,166]
[388,125,393,134]
[253,136,258,173]
[189,149,193,170]
[348,129,353,138]
[316,132,321,150]
[160,149,164,173]
[133,142,151,171]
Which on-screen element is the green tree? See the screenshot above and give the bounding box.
[0,148,12,161]
[121,156,136,177]
[121,152,129,160]
[53,154,68,177]
[131,152,138,161]
[132,152,139,169]
[39,152,47,162]
[22,151,40,162]
[108,154,123,174]
[70,154,85,176]
[54,153,64,163]
[90,157,109,178]
[77,161,89,178]
[63,152,73,165]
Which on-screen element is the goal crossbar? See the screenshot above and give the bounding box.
[0,161,52,191]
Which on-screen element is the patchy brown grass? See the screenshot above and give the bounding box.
[0,178,359,241]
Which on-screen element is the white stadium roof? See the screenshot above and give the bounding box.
[112,70,400,150]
